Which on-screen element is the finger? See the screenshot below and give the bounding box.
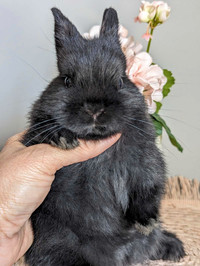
[35,133,121,174]
[4,131,27,149]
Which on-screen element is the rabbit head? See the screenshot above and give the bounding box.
[30,8,147,141]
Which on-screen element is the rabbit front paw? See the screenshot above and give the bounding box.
[50,129,79,150]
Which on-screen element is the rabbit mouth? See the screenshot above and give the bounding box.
[92,125,107,133]
[78,132,119,140]
[77,125,119,140]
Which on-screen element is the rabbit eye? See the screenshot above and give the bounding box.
[64,76,72,88]
[119,78,123,89]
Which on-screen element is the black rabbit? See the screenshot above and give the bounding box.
[22,7,185,266]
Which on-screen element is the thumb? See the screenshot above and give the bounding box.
[41,134,121,174]
[9,132,121,176]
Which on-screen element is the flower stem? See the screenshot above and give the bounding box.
[146,28,154,53]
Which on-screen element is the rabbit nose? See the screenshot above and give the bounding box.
[92,108,104,120]
[84,103,105,120]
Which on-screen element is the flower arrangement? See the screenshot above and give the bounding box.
[84,1,183,152]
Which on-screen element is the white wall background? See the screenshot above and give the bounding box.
[0,0,200,180]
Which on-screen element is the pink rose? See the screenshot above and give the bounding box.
[127,52,167,114]
[119,26,143,57]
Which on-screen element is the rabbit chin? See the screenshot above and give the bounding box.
[76,125,120,140]
[78,132,119,140]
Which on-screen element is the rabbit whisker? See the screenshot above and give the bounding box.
[125,117,153,126]
[24,125,59,146]
[27,121,60,135]
[159,114,200,131]
[124,121,154,137]
[26,116,65,130]
[40,125,63,144]
[17,55,50,83]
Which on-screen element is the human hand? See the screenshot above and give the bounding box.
[0,131,120,265]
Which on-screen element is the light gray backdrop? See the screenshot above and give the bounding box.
[0,0,200,180]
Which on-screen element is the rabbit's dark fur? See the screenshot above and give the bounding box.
[22,7,185,266]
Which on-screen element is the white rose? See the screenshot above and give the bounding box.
[155,3,171,23]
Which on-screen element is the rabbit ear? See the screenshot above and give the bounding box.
[100,8,119,41]
[51,8,82,50]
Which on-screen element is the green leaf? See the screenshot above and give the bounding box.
[151,116,163,136]
[152,113,183,152]
[163,69,175,98]
[155,101,162,113]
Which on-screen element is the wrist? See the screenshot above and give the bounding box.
[0,230,21,266]
[0,220,33,265]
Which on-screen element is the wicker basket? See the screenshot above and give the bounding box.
[142,176,200,266]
